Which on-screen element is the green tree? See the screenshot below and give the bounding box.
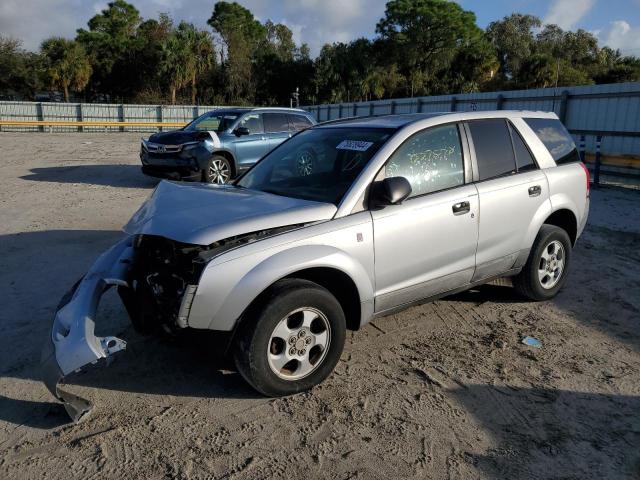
[76,0,142,99]
[486,13,541,85]
[40,38,92,101]
[208,1,266,102]
[0,37,42,99]
[176,22,215,104]
[376,0,486,96]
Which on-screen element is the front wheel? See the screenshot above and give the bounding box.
[204,155,232,184]
[513,225,572,301]
[234,279,346,396]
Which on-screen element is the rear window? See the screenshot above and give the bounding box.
[288,114,313,131]
[468,119,516,181]
[524,118,580,165]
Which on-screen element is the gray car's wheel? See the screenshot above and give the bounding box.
[234,279,346,397]
[204,155,232,184]
[513,225,572,301]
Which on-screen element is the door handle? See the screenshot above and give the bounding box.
[452,201,470,215]
[528,185,541,197]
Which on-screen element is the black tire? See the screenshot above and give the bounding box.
[203,155,233,184]
[513,225,572,301]
[233,278,346,397]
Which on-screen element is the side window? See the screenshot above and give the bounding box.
[263,113,289,133]
[384,124,464,198]
[238,113,263,134]
[508,122,537,172]
[524,118,580,165]
[468,119,516,181]
[289,114,313,131]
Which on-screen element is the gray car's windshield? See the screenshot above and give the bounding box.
[237,127,394,205]
[184,111,239,132]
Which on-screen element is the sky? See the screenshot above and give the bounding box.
[1,0,639,57]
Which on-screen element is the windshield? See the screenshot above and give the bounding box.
[184,111,239,132]
[237,127,394,205]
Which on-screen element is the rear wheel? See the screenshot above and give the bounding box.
[513,225,572,301]
[204,155,232,184]
[234,279,346,396]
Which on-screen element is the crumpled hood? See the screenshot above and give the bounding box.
[124,181,337,245]
[148,129,208,144]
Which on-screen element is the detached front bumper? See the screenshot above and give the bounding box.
[41,236,135,422]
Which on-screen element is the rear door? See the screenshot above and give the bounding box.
[233,112,269,169]
[264,113,292,150]
[372,123,479,313]
[466,118,551,281]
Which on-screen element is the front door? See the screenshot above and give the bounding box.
[233,113,269,169]
[372,123,479,313]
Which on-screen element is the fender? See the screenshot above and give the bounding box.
[188,244,375,332]
[522,196,554,251]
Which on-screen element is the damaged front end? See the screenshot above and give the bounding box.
[41,234,209,422]
[41,237,134,422]
[42,226,303,422]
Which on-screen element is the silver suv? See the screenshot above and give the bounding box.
[43,111,589,420]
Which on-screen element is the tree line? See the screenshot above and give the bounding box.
[1,0,639,105]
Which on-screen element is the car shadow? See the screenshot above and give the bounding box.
[20,165,159,189]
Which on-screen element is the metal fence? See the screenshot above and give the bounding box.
[0,102,227,133]
[303,82,640,187]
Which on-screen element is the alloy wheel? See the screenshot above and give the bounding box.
[209,158,230,184]
[538,240,565,289]
[267,307,331,380]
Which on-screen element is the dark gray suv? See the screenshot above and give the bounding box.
[140,107,316,183]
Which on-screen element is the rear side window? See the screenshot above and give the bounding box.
[508,123,537,172]
[524,118,580,165]
[385,124,464,198]
[237,113,263,134]
[468,119,516,180]
[288,114,313,131]
[263,113,289,133]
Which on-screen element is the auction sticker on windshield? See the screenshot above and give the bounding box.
[336,140,374,151]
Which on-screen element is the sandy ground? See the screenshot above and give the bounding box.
[0,132,639,480]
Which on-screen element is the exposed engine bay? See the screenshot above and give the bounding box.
[120,226,306,333]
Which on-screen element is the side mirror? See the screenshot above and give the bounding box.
[370,177,412,208]
[234,126,250,136]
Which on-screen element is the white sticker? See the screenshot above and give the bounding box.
[336,140,373,152]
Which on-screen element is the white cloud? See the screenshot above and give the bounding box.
[599,20,640,55]
[543,0,596,30]
[0,0,387,56]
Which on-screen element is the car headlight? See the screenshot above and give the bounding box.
[182,141,201,151]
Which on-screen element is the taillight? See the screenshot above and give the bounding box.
[580,162,590,196]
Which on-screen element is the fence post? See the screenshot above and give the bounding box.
[36,102,44,133]
[369,102,374,117]
[157,105,163,132]
[594,135,602,187]
[416,98,423,113]
[353,103,357,117]
[578,135,586,163]
[118,104,125,132]
[390,101,396,114]
[76,103,83,133]
[496,94,504,110]
[450,96,457,112]
[559,90,569,123]
[338,104,343,118]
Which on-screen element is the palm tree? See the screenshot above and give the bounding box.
[40,38,92,102]
[159,33,189,104]
[178,23,214,104]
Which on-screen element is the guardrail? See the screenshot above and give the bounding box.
[0,119,186,132]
